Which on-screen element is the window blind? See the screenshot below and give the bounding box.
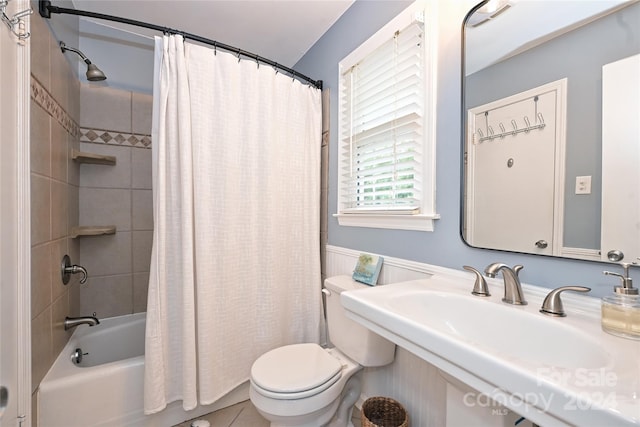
[339,21,424,214]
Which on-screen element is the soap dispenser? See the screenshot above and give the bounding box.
[601,262,640,340]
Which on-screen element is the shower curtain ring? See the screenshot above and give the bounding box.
[237,51,241,63]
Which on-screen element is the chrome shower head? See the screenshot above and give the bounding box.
[85,63,107,82]
[60,41,107,82]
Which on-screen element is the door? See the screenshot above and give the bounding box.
[1,0,31,425]
[601,54,640,262]
[466,79,566,255]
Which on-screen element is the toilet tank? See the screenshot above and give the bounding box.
[324,276,395,367]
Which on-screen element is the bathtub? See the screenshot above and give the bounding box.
[38,313,248,427]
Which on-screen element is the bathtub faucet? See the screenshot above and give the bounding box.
[64,313,100,330]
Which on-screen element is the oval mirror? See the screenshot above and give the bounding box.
[462,0,640,263]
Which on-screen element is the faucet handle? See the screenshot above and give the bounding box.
[61,254,88,285]
[539,286,591,317]
[463,265,490,297]
[513,265,524,277]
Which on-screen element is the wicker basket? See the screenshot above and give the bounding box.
[361,396,408,427]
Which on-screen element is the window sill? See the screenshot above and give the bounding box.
[334,212,440,231]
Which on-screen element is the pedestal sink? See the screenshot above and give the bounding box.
[386,290,610,370]
[341,273,640,427]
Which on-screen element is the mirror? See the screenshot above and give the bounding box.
[462,0,640,262]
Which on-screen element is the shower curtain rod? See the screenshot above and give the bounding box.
[38,0,323,90]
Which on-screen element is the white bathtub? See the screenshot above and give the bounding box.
[38,313,248,427]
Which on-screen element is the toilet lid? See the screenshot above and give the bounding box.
[251,343,342,395]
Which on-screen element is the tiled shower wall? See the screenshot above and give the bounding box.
[29,5,81,421]
[78,84,153,317]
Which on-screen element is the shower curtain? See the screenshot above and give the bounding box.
[144,35,322,414]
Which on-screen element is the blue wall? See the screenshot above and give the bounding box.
[295,0,632,298]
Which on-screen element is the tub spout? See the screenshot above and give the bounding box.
[64,314,100,330]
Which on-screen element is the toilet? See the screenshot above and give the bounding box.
[249,275,396,427]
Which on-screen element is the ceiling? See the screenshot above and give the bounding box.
[56,1,637,84]
[70,0,354,68]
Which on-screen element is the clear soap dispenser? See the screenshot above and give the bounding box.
[601,262,640,340]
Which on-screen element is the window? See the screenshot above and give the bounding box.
[335,1,439,231]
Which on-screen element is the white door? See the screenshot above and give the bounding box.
[466,80,566,255]
[1,1,30,425]
[601,54,640,262]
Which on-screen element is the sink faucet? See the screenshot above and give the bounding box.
[64,314,100,330]
[484,263,527,305]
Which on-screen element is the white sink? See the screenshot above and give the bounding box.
[386,290,610,369]
[341,273,640,427]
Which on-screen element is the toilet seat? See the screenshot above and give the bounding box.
[251,343,343,400]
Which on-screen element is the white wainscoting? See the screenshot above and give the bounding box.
[325,245,550,426]
[325,245,447,426]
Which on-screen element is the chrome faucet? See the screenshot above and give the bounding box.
[539,286,591,317]
[463,265,490,297]
[484,263,527,305]
[64,314,100,330]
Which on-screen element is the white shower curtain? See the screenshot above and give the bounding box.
[145,35,322,414]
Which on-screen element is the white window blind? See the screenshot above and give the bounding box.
[339,20,424,214]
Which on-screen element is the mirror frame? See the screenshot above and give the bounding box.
[459,0,634,265]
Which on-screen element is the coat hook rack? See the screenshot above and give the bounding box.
[477,113,546,143]
[475,95,547,144]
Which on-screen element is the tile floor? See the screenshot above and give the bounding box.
[174,400,268,427]
[175,400,362,427]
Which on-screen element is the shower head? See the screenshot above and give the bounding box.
[85,63,107,82]
[60,41,107,82]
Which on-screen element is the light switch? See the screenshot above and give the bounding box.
[575,175,592,195]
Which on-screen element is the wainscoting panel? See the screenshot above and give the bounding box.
[325,245,447,426]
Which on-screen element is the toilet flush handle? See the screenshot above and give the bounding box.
[321,288,331,296]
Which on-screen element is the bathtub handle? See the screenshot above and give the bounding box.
[61,255,88,285]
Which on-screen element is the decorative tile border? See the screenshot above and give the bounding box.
[80,128,152,148]
[31,75,153,149]
[30,76,80,139]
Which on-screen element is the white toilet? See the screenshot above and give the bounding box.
[249,275,396,427]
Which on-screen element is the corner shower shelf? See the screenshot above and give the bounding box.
[70,226,116,238]
[71,149,116,165]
